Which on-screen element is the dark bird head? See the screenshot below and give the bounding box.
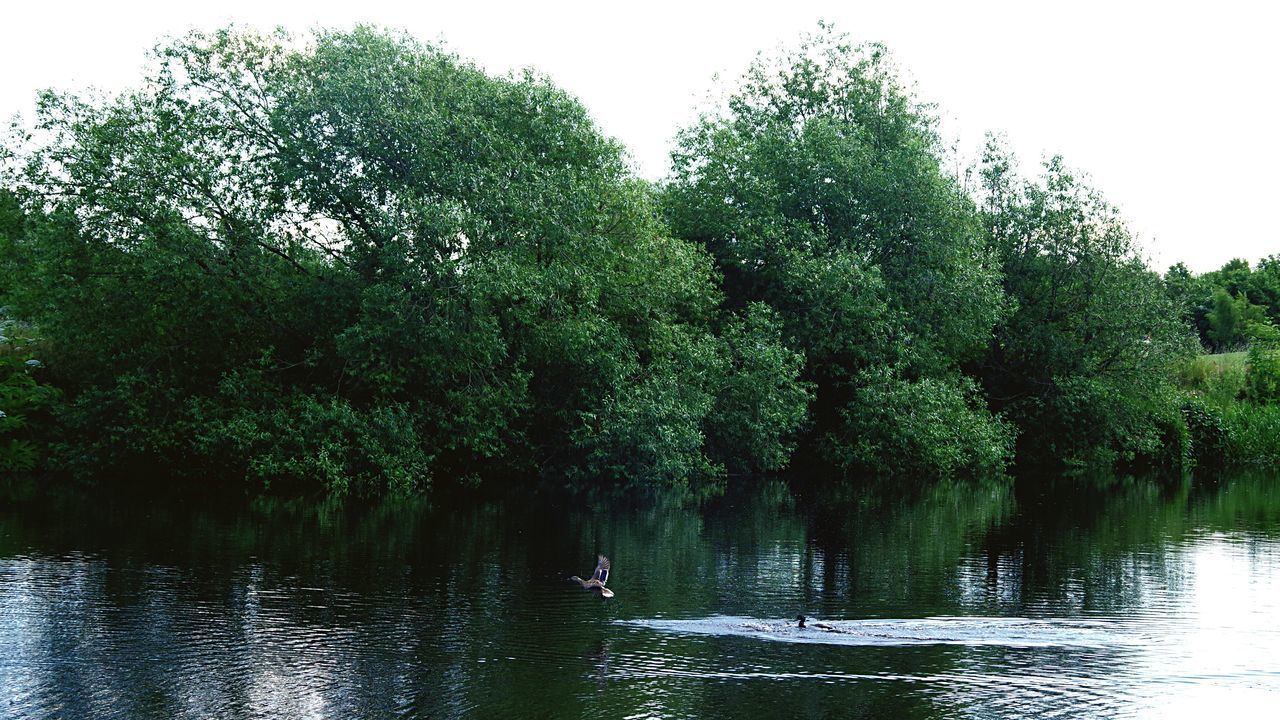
[796,615,807,628]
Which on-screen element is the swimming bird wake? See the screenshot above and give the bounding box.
[617,615,1134,648]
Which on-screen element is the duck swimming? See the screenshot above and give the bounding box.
[796,615,836,631]
[569,554,614,598]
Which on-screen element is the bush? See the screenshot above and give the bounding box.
[198,391,431,497]
[0,318,58,474]
[1180,396,1228,474]
[1220,402,1280,470]
[1178,354,1246,404]
[822,370,1014,482]
[1246,342,1280,404]
[704,303,812,477]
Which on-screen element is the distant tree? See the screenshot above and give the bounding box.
[1204,258,1253,297]
[1246,324,1280,404]
[1248,255,1280,324]
[1206,287,1267,351]
[1163,262,1208,331]
[1165,257,1280,350]
[1206,288,1244,350]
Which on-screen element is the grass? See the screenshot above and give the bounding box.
[1204,351,1247,371]
[1177,348,1280,473]
[1177,352,1247,405]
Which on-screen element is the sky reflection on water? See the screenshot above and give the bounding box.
[2,474,1280,718]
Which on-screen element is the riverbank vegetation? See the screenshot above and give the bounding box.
[1161,255,1280,475]
[0,25,1274,498]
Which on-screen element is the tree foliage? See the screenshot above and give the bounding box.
[979,142,1195,468]
[1165,257,1280,351]
[1,27,808,496]
[663,26,1011,481]
[1244,324,1280,405]
[0,314,57,474]
[3,24,1242,495]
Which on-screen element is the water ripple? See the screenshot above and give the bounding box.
[618,615,1138,647]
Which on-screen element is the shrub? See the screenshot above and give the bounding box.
[823,369,1014,482]
[1220,402,1280,470]
[0,318,58,475]
[198,392,431,497]
[1180,396,1228,474]
[1246,341,1280,404]
[1178,354,1246,404]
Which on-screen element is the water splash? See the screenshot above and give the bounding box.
[618,615,1136,648]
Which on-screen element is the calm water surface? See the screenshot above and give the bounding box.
[3,474,1280,718]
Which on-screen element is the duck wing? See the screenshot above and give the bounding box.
[592,555,611,583]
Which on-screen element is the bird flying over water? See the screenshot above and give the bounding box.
[569,554,613,597]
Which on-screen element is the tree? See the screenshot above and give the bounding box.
[3,27,808,496]
[1,194,56,475]
[979,141,1196,468]
[1205,287,1267,351]
[1245,325,1280,404]
[1167,257,1280,350]
[1247,255,1280,325]
[665,26,1011,481]
[1203,258,1253,297]
[1164,262,1208,331]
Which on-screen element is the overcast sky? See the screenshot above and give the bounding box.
[4,1,1277,272]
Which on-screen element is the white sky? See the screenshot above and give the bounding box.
[3,0,1276,272]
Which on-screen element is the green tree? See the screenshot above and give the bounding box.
[1163,261,1212,336]
[1206,287,1267,351]
[1244,324,1280,404]
[665,26,1011,481]
[1169,257,1280,350]
[979,141,1196,469]
[1205,258,1253,298]
[0,190,23,298]
[704,303,812,477]
[1206,288,1244,350]
[1247,255,1280,324]
[3,27,808,496]
[0,313,58,475]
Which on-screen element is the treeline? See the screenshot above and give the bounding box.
[0,27,1201,496]
[1165,258,1280,351]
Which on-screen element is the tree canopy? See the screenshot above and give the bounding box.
[1165,257,1280,351]
[0,27,809,496]
[663,28,1011,481]
[978,143,1195,468]
[0,24,1242,497]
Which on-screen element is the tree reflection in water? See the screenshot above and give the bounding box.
[2,473,1280,718]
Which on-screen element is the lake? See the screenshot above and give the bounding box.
[3,473,1280,718]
